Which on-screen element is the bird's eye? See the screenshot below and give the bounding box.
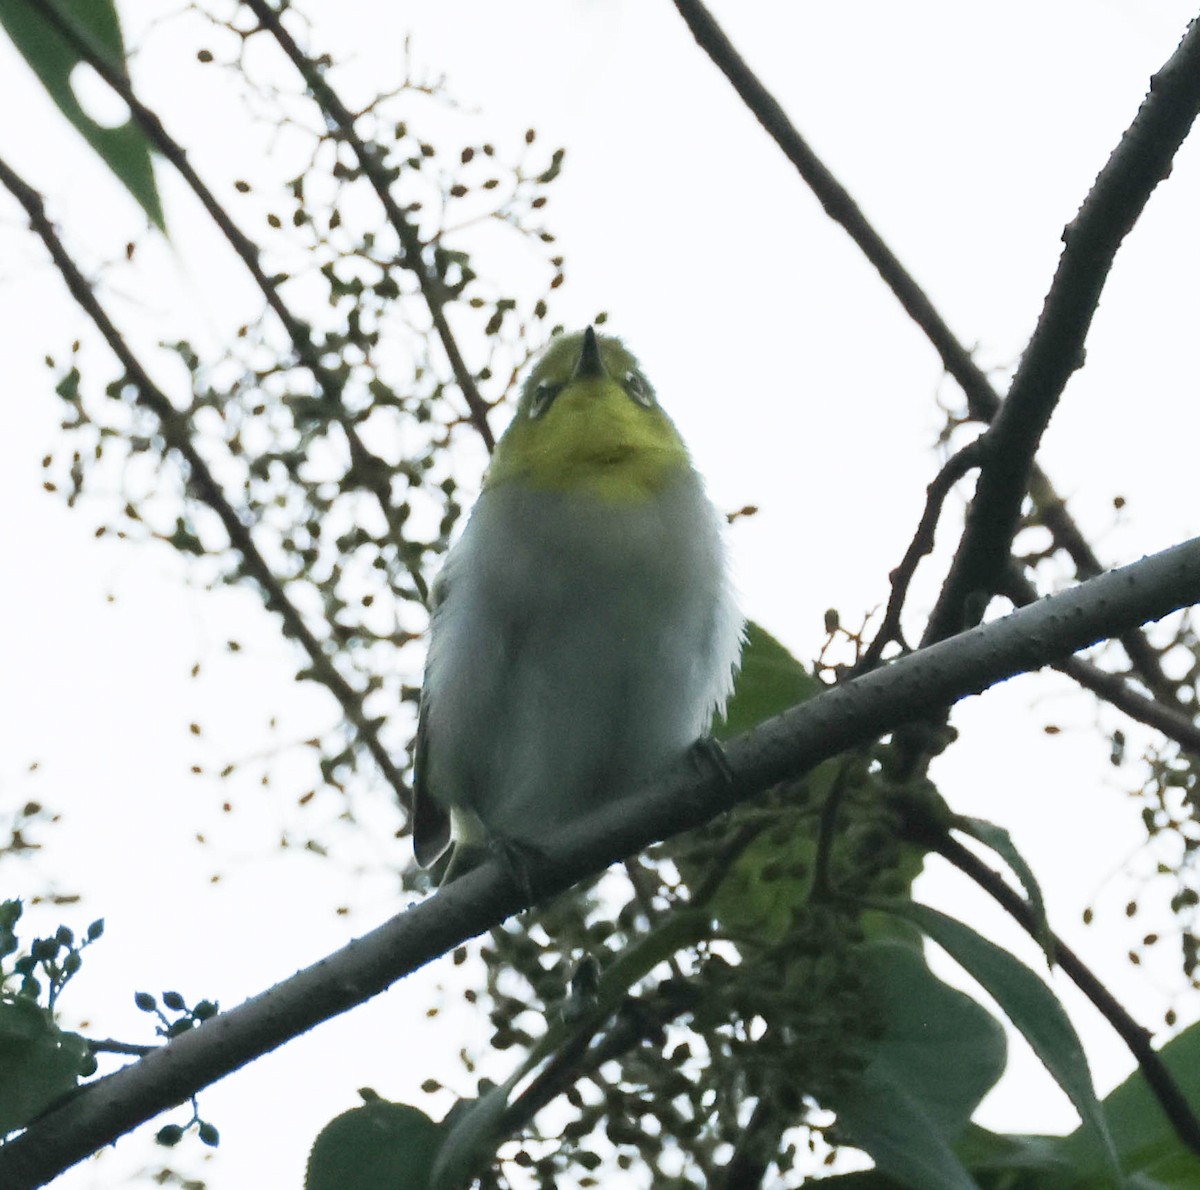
[624,371,653,407]
[528,381,561,418]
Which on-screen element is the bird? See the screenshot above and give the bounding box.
[412,326,743,883]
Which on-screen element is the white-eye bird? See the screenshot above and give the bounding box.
[413,327,743,880]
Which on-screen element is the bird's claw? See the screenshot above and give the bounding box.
[690,734,734,785]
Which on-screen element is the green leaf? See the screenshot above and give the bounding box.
[1057,1019,1200,1187]
[825,941,1007,1189]
[877,901,1123,1186]
[716,620,821,739]
[831,1071,980,1190]
[951,816,1054,964]
[429,1083,509,1190]
[818,1024,1200,1190]
[952,1121,1074,1177]
[0,996,92,1133]
[0,0,165,230]
[305,1093,442,1190]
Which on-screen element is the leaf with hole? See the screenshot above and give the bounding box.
[0,0,164,229]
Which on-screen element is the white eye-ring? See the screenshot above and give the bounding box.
[625,371,653,407]
[528,381,560,418]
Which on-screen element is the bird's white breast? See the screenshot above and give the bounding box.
[421,469,742,841]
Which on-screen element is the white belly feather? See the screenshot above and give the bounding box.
[421,470,741,842]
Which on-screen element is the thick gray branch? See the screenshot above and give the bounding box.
[4,536,1200,1187]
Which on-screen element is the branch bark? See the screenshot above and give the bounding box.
[927,830,1200,1157]
[21,0,456,605]
[1003,567,1200,757]
[237,0,497,450]
[4,535,1200,1186]
[670,0,1195,703]
[922,16,1200,644]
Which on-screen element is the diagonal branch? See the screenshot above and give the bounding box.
[4,534,1200,1186]
[237,0,496,450]
[859,438,984,671]
[1002,567,1200,756]
[922,17,1200,644]
[0,154,410,806]
[925,828,1200,1157]
[715,1095,786,1190]
[23,0,450,605]
[669,0,1187,702]
[1056,653,1200,756]
[671,0,996,421]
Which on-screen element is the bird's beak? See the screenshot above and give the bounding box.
[573,325,606,380]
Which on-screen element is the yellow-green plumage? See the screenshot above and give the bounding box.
[413,328,742,877]
[487,334,691,503]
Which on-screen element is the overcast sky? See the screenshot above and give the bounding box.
[2,2,1199,1185]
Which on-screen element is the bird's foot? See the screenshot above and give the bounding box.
[440,833,546,905]
[690,734,734,785]
[561,954,602,1024]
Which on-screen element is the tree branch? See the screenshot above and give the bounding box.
[1002,567,1200,756]
[237,0,497,450]
[0,154,411,806]
[5,535,1200,1186]
[496,987,696,1141]
[22,0,440,605]
[1056,652,1200,757]
[716,1094,787,1190]
[671,0,996,421]
[924,828,1200,1157]
[669,0,1188,704]
[923,17,1200,645]
[859,440,984,670]
[1023,468,1191,711]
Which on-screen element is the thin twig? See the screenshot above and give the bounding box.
[238,0,497,451]
[671,0,994,420]
[85,1039,155,1057]
[497,982,700,1143]
[858,440,984,671]
[688,818,772,907]
[0,154,410,805]
[1056,653,1200,756]
[1014,485,1186,708]
[624,857,689,982]
[809,756,856,902]
[716,1094,786,1190]
[23,0,434,606]
[925,827,1200,1159]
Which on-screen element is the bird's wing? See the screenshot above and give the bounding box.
[412,705,451,867]
[412,567,452,867]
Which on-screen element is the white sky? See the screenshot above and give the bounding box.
[2,1,1199,1185]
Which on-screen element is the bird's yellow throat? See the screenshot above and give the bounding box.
[485,376,692,504]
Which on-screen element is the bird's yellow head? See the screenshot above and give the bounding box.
[485,327,693,504]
